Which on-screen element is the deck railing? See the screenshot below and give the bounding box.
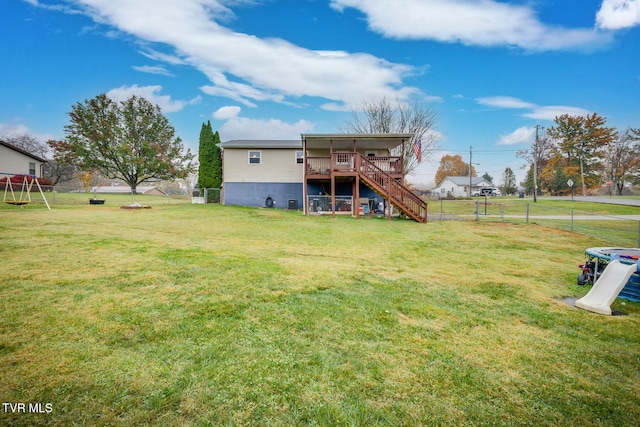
[358,154,428,222]
[306,157,331,175]
[304,153,427,222]
[306,154,402,175]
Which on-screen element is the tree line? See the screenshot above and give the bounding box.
[518,113,639,196]
[3,94,222,196]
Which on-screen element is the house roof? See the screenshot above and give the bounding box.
[220,140,301,149]
[0,140,47,163]
[302,133,414,150]
[440,176,489,186]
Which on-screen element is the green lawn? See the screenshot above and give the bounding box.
[1,201,639,426]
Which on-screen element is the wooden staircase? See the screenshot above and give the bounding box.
[356,154,428,223]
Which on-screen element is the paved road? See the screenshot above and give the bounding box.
[537,196,640,207]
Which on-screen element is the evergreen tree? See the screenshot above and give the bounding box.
[197,121,221,190]
[211,130,222,189]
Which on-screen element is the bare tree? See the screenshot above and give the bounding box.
[604,128,640,195]
[339,96,439,175]
[516,127,557,195]
[2,134,50,159]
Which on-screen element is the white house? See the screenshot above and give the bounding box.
[434,176,492,198]
[0,140,46,178]
[219,134,428,222]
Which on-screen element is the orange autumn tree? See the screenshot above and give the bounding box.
[434,154,476,186]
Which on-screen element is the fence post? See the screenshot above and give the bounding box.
[525,203,529,223]
[570,210,574,232]
[500,204,504,222]
[440,199,443,220]
[475,200,479,221]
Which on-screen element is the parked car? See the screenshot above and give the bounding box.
[491,188,502,196]
[472,187,494,197]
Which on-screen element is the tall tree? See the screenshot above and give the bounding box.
[50,94,195,194]
[516,127,556,196]
[539,153,573,196]
[500,167,517,196]
[604,127,640,195]
[198,121,217,189]
[434,154,476,186]
[548,113,616,195]
[339,96,439,175]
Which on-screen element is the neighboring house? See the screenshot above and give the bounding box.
[434,176,492,198]
[220,134,428,222]
[90,185,167,196]
[0,140,46,177]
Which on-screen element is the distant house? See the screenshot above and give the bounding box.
[90,185,167,196]
[220,134,428,222]
[434,176,492,198]
[0,140,46,177]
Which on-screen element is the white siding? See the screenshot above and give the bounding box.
[224,148,303,183]
[0,145,44,176]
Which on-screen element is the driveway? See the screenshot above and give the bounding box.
[537,196,640,207]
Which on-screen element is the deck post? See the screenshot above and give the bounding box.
[302,136,308,216]
[355,171,360,219]
[331,173,336,219]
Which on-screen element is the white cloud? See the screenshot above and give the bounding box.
[476,96,590,121]
[522,105,591,121]
[477,96,536,109]
[106,84,201,113]
[64,0,420,110]
[498,126,535,145]
[132,65,174,76]
[213,105,241,120]
[597,0,640,30]
[0,122,56,142]
[217,116,315,141]
[330,0,610,50]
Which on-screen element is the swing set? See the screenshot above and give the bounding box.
[2,175,51,210]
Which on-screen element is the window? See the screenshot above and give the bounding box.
[248,151,261,164]
[366,151,377,157]
[29,162,36,176]
[295,151,304,164]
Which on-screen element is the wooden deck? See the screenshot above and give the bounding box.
[304,153,427,222]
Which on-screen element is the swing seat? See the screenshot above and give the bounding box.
[5,200,30,205]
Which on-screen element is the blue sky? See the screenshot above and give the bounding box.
[1,0,639,186]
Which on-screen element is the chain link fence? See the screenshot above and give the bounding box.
[428,199,640,247]
[1,184,191,207]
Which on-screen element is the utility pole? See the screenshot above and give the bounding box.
[469,145,472,197]
[534,125,539,203]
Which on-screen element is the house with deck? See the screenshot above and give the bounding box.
[220,133,427,222]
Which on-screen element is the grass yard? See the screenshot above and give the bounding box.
[1,201,639,426]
